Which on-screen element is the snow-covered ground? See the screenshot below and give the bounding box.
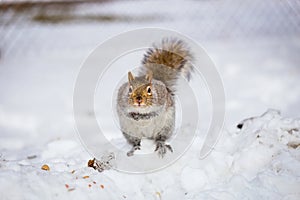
[0,0,300,199]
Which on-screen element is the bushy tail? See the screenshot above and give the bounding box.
[141,38,193,93]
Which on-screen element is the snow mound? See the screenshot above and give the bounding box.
[0,109,299,199]
[182,109,300,199]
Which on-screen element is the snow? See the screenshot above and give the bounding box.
[3,109,298,199]
[1,0,300,199]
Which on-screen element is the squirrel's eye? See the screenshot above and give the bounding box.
[129,86,133,94]
[147,86,151,94]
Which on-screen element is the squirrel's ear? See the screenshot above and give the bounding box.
[145,71,153,83]
[128,71,135,82]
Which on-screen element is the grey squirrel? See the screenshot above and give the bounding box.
[117,38,193,157]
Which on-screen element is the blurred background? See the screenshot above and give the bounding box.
[0,0,300,150]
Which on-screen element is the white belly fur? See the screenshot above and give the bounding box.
[119,107,174,139]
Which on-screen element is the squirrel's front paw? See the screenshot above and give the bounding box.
[155,142,173,158]
[127,145,141,157]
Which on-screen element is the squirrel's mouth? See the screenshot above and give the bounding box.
[133,96,147,107]
[133,102,146,107]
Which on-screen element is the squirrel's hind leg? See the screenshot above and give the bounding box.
[154,134,173,158]
[123,132,141,157]
[127,145,141,157]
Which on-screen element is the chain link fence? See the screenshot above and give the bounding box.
[0,0,300,60]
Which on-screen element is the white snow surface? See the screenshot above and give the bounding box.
[1,109,300,199]
[1,0,300,199]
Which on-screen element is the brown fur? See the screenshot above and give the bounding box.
[127,73,153,107]
[141,38,193,92]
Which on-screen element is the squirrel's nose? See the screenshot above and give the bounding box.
[136,96,142,103]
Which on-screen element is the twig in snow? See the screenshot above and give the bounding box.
[88,152,115,172]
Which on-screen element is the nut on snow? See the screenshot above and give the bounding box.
[41,164,50,171]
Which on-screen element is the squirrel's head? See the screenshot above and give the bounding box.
[127,71,153,107]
